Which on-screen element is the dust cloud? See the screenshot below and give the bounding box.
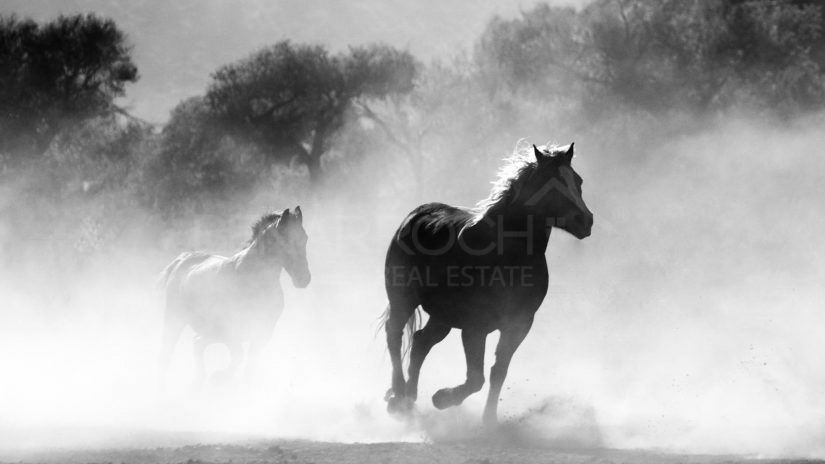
[2,108,825,458]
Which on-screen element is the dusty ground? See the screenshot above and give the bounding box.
[1,438,822,464]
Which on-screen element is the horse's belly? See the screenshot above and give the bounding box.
[186,291,284,342]
[420,289,536,330]
[416,262,548,330]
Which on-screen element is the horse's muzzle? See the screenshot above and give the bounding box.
[571,212,593,239]
[292,272,311,288]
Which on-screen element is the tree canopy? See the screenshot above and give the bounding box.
[6,3,825,223]
[204,41,417,181]
[476,0,825,115]
[0,14,138,165]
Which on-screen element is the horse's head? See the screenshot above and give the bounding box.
[259,207,311,288]
[520,143,593,239]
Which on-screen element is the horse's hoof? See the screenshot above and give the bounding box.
[386,395,414,416]
[431,388,454,410]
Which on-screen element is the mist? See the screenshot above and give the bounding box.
[3,0,825,461]
[1,111,824,457]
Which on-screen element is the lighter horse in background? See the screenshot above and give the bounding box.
[158,207,310,388]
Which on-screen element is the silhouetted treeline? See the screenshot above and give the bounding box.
[477,0,825,116]
[0,14,138,165]
[2,0,825,264]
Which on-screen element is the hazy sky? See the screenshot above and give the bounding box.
[2,0,587,123]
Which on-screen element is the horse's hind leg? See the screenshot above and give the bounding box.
[158,308,185,392]
[384,297,417,413]
[192,335,209,390]
[432,328,486,410]
[405,317,451,401]
[212,341,243,386]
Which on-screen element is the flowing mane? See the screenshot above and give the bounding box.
[473,140,568,219]
[250,212,282,242]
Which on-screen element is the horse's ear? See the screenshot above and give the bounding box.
[559,142,574,164]
[533,144,543,161]
[295,205,302,224]
[277,208,291,229]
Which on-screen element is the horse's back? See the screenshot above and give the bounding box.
[162,251,237,312]
[160,252,214,289]
[163,250,282,341]
[170,252,238,300]
[390,202,474,256]
[397,202,474,233]
[160,251,211,291]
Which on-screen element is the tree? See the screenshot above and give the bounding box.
[205,41,417,182]
[48,114,155,196]
[475,4,588,97]
[474,0,825,116]
[355,55,509,200]
[139,97,266,213]
[0,14,139,166]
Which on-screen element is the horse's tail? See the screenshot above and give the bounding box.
[404,307,423,359]
[379,304,423,363]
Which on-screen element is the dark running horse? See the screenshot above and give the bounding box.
[159,207,310,388]
[383,142,593,425]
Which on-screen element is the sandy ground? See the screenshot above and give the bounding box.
[1,436,820,464]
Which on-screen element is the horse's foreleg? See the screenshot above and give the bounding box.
[432,328,486,410]
[405,317,451,401]
[482,320,532,426]
[244,341,264,384]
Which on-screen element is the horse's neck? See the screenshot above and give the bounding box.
[477,203,551,255]
[232,242,283,277]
